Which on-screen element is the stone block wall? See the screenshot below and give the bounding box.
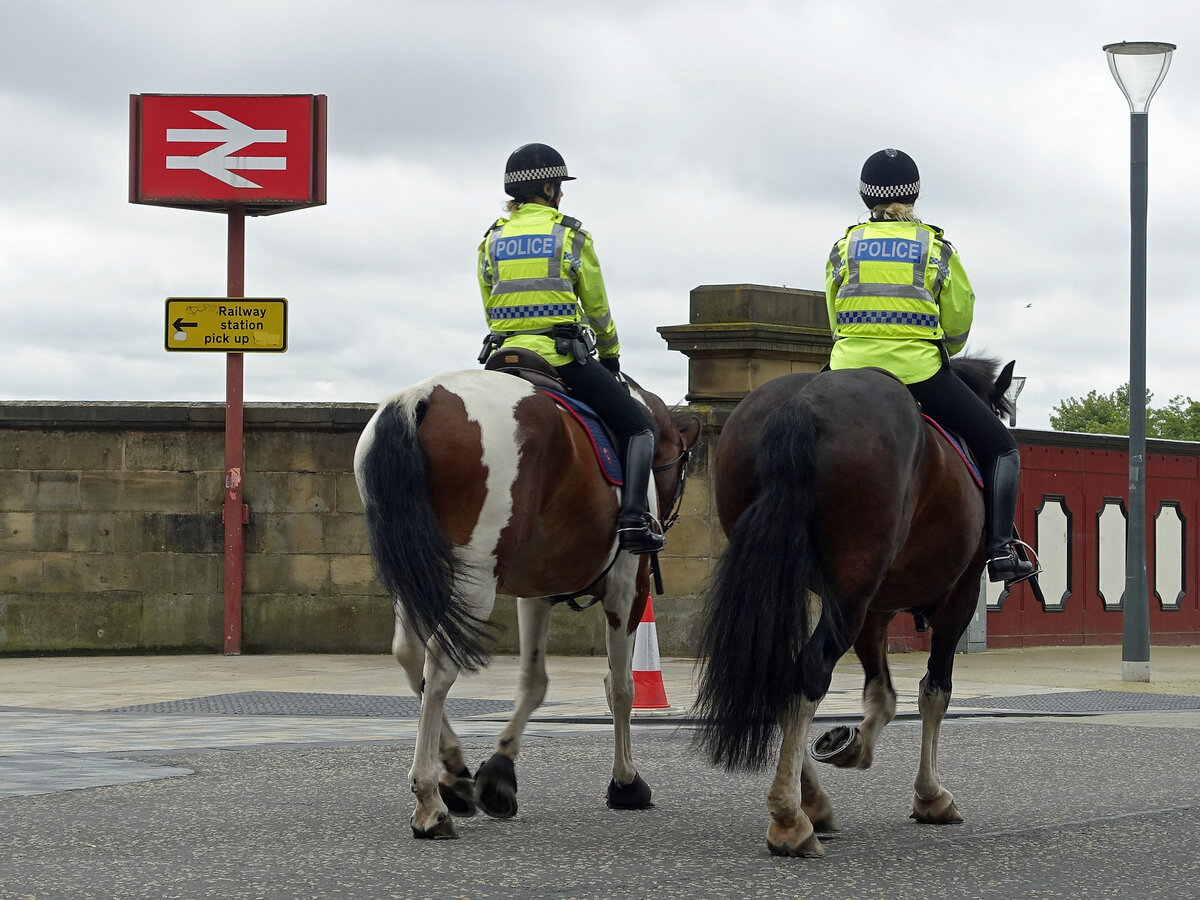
[0,402,394,655]
[0,401,725,657]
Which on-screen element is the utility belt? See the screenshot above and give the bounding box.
[478,323,595,365]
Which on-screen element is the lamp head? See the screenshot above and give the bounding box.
[1103,41,1176,114]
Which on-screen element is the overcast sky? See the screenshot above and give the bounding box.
[1,0,1195,430]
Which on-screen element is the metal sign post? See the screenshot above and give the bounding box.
[225,208,247,654]
[131,93,326,654]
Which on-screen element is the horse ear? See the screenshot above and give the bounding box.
[995,360,1016,398]
[679,414,702,449]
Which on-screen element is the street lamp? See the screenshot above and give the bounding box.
[1007,375,1026,428]
[1103,40,1175,683]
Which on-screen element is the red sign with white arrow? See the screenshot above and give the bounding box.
[130,94,326,214]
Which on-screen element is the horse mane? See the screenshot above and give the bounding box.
[622,373,671,430]
[948,355,1015,420]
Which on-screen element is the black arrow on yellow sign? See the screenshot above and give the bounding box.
[172,317,198,331]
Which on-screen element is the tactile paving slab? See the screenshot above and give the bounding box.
[103,692,515,718]
[961,691,1200,713]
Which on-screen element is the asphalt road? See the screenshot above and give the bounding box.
[2,716,1198,899]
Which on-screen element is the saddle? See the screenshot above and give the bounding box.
[921,415,983,489]
[483,348,624,485]
[483,347,563,391]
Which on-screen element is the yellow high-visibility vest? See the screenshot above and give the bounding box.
[478,203,620,366]
[825,220,974,384]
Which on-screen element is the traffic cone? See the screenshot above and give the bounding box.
[632,593,670,710]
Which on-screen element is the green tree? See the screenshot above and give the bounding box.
[1049,384,1137,435]
[1148,395,1200,441]
[1050,384,1200,441]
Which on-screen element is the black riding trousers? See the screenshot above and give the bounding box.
[555,358,655,440]
[906,366,1017,472]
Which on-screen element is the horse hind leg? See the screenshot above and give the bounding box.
[800,752,839,834]
[398,625,465,839]
[397,568,498,839]
[474,595,552,820]
[910,624,967,825]
[392,618,478,820]
[767,696,825,857]
[766,589,856,853]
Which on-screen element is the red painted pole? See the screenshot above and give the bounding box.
[223,207,246,654]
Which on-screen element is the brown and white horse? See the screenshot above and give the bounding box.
[695,357,1014,857]
[354,368,698,839]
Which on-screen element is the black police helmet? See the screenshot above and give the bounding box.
[859,148,920,209]
[504,143,576,198]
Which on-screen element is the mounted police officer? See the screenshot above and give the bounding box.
[477,142,664,555]
[825,148,1035,585]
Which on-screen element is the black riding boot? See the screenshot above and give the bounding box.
[617,429,664,555]
[985,448,1036,584]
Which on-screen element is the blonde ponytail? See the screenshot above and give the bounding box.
[871,202,920,223]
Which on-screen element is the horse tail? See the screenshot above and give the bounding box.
[695,394,834,770]
[356,392,492,672]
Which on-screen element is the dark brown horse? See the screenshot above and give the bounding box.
[695,357,1014,857]
[354,367,699,840]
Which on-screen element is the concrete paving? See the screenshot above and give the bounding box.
[3,646,1200,898]
[2,645,1200,799]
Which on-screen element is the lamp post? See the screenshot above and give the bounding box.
[1103,40,1175,683]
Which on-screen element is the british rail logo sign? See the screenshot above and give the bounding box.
[165,298,288,352]
[130,94,326,214]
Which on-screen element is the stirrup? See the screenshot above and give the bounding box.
[987,540,1040,586]
[1010,539,1042,585]
[617,516,664,555]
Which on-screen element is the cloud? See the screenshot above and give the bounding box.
[2,0,1198,429]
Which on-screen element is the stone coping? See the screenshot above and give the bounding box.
[3,402,1198,456]
[0,401,378,431]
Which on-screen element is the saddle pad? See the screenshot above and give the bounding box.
[539,388,623,485]
[922,414,983,489]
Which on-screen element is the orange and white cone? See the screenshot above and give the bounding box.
[632,594,671,711]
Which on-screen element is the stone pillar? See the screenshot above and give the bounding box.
[649,284,834,654]
[656,284,833,422]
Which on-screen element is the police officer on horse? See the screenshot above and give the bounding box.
[825,148,1035,585]
[477,143,663,555]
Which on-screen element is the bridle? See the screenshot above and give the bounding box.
[652,428,694,533]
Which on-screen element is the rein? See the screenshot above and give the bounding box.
[653,431,693,533]
[555,428,694,611]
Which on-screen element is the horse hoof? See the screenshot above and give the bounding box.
[810,812,841,835]
[606,772,654,810]
[800,789,839,835]
[439,767,477,818]
[411,811,458,840]
[910,789,964,825]
[767,823,824,858]
[475,753,518,819]
[810,725,863,768]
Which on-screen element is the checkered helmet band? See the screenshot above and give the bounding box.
[859,179,921,200]
[505,165,570,185]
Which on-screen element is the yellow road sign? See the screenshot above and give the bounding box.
[165,298,288,352]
